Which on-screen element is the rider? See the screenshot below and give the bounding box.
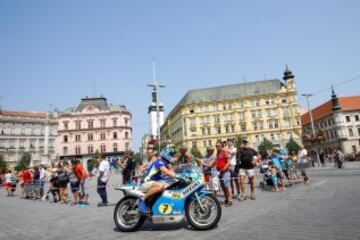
[137,147,178,213]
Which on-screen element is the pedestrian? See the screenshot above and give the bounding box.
[5,170,15,197]
[298,146,310,183]
[74,160,90,206]
[174,144,196,166]
[69,159,80,205]
[319,150,326,167]
[57,164,69,203]
[227,139,240,199]
[269,149,287,191]
[22,167,33,199]
[48,172,60,202]
[197,145,220,195]
[237,139,258,201]
[118,150,136,184]
[33,167,41,199]
[97,155,110,207]
[215,141,232,206]
[39,165,47,197]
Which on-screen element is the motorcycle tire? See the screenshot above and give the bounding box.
[113,196,145,232]
[186,193,221,230]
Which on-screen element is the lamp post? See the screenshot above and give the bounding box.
[147,59,165,150]
[302,93,320,167]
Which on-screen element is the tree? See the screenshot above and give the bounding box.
[0,154,7,174]
[258,138,273,159]
[15,152,32,171]
[235,134,246,150]
[191,146,203,159]
[87,150,100,173]
[286,137,301,155]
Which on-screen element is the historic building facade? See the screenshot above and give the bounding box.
[161,67,302,153]
[0,109,58,167]
[55,97,132,167]
[301,89,360,154]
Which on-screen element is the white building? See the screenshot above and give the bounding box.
[0,109,58,167]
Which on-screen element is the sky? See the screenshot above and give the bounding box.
[1,0,360,150]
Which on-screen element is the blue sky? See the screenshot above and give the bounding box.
[1,0,360,150]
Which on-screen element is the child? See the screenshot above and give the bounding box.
[269,162,279,192]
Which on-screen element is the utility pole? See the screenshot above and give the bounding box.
[302,93,320,167]
[147,59,165,150]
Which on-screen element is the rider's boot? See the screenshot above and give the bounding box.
[136,199,148,214]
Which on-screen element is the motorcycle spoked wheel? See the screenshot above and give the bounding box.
[186,194,221,230]
[113,196,145,232]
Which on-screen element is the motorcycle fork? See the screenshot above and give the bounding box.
[194,192,206,212]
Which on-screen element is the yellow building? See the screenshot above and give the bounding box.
[161,67,302,152]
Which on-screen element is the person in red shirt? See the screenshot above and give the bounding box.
[22,167,33,199]
[216,142,232,206]
[74,160,89,206]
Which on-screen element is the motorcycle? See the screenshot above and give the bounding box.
[113,164,221,232]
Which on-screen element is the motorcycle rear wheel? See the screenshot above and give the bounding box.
[186,193,221,230]
[113,196,145,232]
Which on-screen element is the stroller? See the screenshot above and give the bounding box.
[259,164,275,190]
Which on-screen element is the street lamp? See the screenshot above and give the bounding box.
[302,93,320,167]
[147,59,165,150]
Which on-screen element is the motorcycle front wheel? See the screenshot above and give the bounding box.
[186,193,221,230]
[113,196,145,232]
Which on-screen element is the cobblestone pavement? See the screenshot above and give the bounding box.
[1,163,360,240]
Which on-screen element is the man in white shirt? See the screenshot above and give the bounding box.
[97,155,110,207]
[298,146,310,183]
[39,165,47,197]
[227,139,240,198]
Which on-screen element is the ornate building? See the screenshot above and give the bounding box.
[161,67,302,153]
[0,109,58,167]
[301,89,360,154]
[55,96,132,167]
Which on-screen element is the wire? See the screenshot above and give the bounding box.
[310,74,360,96]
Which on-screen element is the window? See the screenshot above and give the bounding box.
[100,132,106,140]
[240,124,246,131]
[208,140,212,146]
[75,146,81,155]
[125,142,129,150]
[216,126,221,134]
[231,125,235,133]
[64,122,68,130]
[113,118,118,127]
[283,119,291,127]
[349,128,354,137]
[100,119,106,128]
[63,147,68,155]
[252,100,260,107]
[21,128,25,135]
[75,134,81,142]
[225,125,230,133]
[346,116,351,122]
[64,135,68,143]
[270,134,275,141]
[239,112,245,121]
[287,132,293,140]
[358,128,360,136]
[255,135,259,142]
[113,143,118,152]
[356,115,359,121]
[113,132,118,139]
[49,140,54,148]
[76,121,81,130]
[202,128,206,135]
[283,108,290,117]
[252,111,262,119]
[0,140,4,148]
[189,108,195,114]
[88,145,94,154]
[88,133,93,141]
[282,98,287,104]
[88,121,94,129]
[19,140,25,148]
[203,141,207,147]
[192,141,197,148]
[124,118,129,125]
[275,133,280,141]
[352,145,357,153]
[214,115,220,123]
[238,102,243,108]
[190,118,196,125]
[207,127,211,135]
[125,132,129,139]
[100,144,106,153]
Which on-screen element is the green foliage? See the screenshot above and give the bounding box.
[0,154,7,174]
[286,137,301,155]
[235,134,246,150]
[258,138,273,159]
[15,152,32,171]
[134,152,142,165]
[191,146,203,159]
[87,150,100,172]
